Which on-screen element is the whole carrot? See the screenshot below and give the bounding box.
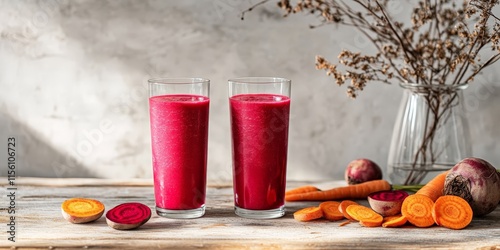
[416,171,449,202]
[285,185,320,196]
[285,179,391,201]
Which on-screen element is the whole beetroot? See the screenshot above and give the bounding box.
[444,157,500,216]
[345,158,382,185]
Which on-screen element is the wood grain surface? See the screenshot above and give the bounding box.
[0,178,499,250]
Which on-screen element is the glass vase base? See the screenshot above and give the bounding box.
[389,164,453,185]
[235,206,285,219]
[156,205,205,219]
[387,82,471,186]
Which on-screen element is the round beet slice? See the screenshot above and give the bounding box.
[106,202,151,230]
[368,190,409,216]
[61,198,105,224]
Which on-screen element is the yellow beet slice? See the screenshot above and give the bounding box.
[61,198,105,224]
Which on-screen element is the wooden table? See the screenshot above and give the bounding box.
[1,178,499,249]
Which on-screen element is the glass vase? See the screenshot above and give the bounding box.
[387,83,472,185]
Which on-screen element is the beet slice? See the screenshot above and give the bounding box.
[61,198,105,224]
[368,190,409,216]
[106,202,151,230]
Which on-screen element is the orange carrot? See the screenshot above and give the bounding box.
[382,215,408,228]
[432,195,473,230]
[338,221,351,227]
[359,219,383,228]
[319,201,344,221]
[416,171,448,202]
[61,198,105,224]
[285,185,320,196]
[345,205,383,227]
[293,207,323,222]
[401,194,435,228]
[285,180,391,201]
[339,200,358,220]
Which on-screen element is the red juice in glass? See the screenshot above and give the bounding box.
[230,93,290,218]
[149,90,209,218]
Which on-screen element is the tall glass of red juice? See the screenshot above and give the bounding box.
[148,78,209,219]
[228,77,291,219]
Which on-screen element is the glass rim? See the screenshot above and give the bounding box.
[148,77,210,85]
[228,77,291,84]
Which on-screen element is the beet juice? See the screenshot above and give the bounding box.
[149,94,209,218]
[230,93,290,217]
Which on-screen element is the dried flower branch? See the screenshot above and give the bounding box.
[243,0,500,98]
[243,0,500,185]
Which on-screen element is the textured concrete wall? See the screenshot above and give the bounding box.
[1,0,499,181]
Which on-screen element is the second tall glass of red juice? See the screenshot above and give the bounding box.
[148,78,209,219]
[229,77,291,219]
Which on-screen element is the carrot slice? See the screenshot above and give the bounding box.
[61,198,105,224]
[286,185,320,196]
[382,214,408,228]
[432,195,473,230]
[345,205,383,227]
[319,201,344,221]
[339,200,358,220]
[359,220,382,227]
[401,194,435,228]
[293,207,323,222]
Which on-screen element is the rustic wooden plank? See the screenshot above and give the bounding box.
[0,178,499,249]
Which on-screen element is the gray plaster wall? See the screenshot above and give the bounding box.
[1,0,499,181]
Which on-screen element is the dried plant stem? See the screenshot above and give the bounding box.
[405,91,459,185]
[243,0,500,184]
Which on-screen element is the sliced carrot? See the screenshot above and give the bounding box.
[401,194,435,228]
[416,171,449,202]
[285,180,391,201]
[432,195,473,230]
[359,220,382,227]
[339,200,358,220]
[293,207,323,222]
[286,185,320,196]
[345,205,383,227]
[382,214,408,228]
[319,201,344,221]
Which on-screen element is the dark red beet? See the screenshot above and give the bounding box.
[106,202,151,230]
[444,157,500,216]
[370,190,409,201]
[345,158,383,185]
